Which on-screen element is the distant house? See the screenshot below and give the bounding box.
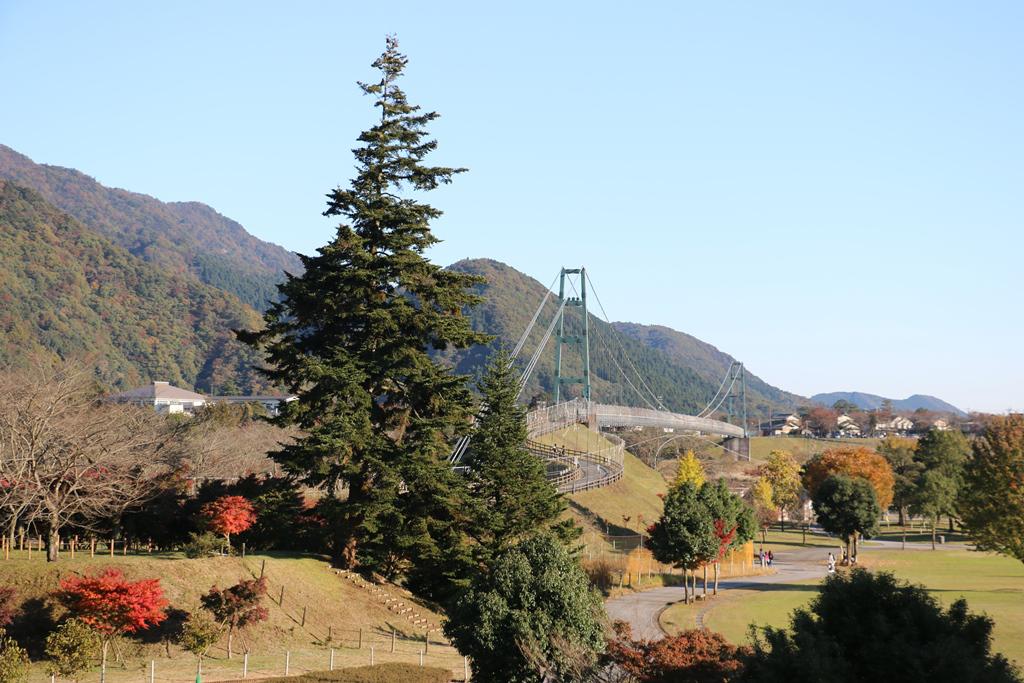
[107,381,207,415]
[836,414,862,437]
[874,415,914,435]
[762,413,801,436]
[932,419,950,431]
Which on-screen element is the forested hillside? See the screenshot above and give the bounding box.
[0,181,271,392]
[614,322,805,418]
[442,259,801,415]
[0,145,301,311]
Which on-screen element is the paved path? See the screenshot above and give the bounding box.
[604,545,830,640]
[605,534,971,640]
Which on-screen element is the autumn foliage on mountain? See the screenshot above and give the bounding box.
[802,446,896,509]
[0,181,271,393]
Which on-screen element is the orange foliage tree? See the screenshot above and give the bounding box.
[802,447,895,510]
[55,568,168,682]
[607,622,749,682]
[201,495,256,550]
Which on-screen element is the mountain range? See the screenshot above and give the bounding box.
[0,144,965,416]
[810,392,965,417]
[0,144,302,311]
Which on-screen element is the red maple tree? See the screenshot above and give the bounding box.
[55,568,168,681]
[201,495,257,550]
[201,577,269,658]
[608,622,749,683]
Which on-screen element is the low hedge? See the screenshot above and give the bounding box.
[258,663,452,683]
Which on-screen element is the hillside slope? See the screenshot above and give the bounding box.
[0,553,462,679]
[444,258,801,416]
[0,144,301,311]
[810,391,965,416]
[0,181,269,392]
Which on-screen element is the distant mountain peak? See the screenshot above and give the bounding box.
[810,391,965,416]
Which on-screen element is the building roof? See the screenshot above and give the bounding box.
[109,381,206,402]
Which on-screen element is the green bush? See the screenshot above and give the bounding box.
[0,631,29,683]
[258,663,451,683]
[45,619,99,679]
[183,531,223,558]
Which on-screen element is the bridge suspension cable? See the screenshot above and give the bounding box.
[580,272,668,411]
[450,274,566,464]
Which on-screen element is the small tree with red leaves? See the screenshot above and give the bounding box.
[200,495,256,552]
[200,577,268,658]
[0,587,17,628]
[55,569,167,683]
[607,622,748,683]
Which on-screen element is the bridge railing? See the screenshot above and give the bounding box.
[524,401,625,493]
[525,398,589,438]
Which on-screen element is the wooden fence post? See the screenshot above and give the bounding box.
[358,627,363,649]
[391,628,396,653]
[279,586,285,605]
[329,648,334,671]
[301,606,306,627]
[284,651,290,676]
[260,559,266,579]
[242,653,248,679]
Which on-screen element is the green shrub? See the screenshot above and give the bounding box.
[0,631,28,683]
[45,619,99,680]
[259,663,451,683]
[183,531,223,558]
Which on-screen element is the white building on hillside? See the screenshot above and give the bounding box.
[108,381,207,415]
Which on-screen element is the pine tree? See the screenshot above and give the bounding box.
[464,351,578,572]
[239,37,489,571]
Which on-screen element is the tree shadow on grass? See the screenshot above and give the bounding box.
[8,597,56,658]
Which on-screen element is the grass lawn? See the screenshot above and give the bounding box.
[663,547,1024,667]
[749,436,880,464]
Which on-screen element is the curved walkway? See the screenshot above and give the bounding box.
[605,546,827,640]
[605,534,971,640]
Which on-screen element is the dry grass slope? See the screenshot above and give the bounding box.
[0,552,466,682]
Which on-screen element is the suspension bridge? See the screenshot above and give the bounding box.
[452,267,750,492]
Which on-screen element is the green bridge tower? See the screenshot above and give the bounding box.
[554,267,591,403]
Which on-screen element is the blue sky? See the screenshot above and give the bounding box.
[2,1,1021,413]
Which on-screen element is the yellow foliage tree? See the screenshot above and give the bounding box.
[759,450,803,530]
[673,450,706,489]
[750,477,775,543]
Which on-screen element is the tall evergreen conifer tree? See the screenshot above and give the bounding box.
[464,351,578,573]
[239,37,488,571]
